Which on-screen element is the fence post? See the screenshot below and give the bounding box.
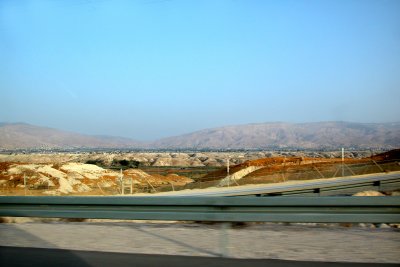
[120,169,124,195]
[24,174,27,196]
[372,160,385,172]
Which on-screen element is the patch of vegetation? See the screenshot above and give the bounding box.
[111,159,141,169]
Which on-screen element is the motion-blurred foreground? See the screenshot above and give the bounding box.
[1,220,399,264]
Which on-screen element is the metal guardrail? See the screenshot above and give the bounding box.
[162,172,400,197]
[0,196,399,223]
[244,172,400,197]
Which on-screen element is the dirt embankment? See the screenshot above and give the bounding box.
[0,162,193,196]
[202,149,400,183]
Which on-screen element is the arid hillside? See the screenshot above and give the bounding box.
[1,121,399,150]
[152,122,400,149]
[0,162,192,195]
[184,149,400,188]
[0,123,141,149]
[1,149,398,196]
[0,150,375,167]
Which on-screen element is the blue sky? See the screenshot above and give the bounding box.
[1,0,399,140]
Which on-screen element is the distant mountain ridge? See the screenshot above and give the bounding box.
[0,121,399,150]
[0,123,141,149]
[152,121,400,149]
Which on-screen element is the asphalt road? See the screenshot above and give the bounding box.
[1,246,398,267]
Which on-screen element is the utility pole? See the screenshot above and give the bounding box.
[227,157,230,187]
[227,157,230,176]
[120,169,124,195]
[341,148,345,177]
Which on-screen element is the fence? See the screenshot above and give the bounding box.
[176,159,400,191]
[1,158,399,196]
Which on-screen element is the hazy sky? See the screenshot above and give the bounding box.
[1,0,399,140]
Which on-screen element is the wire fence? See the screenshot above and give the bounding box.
[161,159,400,192]
[1,158,399,195]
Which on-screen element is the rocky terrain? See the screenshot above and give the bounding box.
[0,161,192,196]
[0,150,375,167]
[1,149,398,196]
[1,121,399,150]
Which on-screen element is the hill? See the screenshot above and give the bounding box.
[151,122,400,150]
[0,123,142,150]
[1,121,399,150]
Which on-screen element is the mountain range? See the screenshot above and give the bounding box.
[0,123,140,150]
[0,122,399,150]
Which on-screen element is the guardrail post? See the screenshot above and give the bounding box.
[219,222,230,257]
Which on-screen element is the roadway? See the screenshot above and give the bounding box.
[1,221,399,264]
[1,246,397,267]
